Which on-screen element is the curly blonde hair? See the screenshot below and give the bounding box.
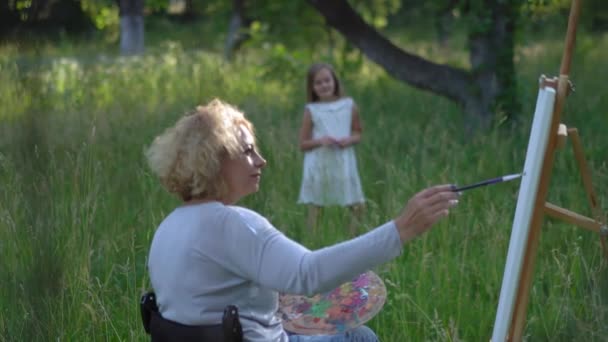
[145,99,254,201]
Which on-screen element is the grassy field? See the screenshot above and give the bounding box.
[0,24,607,341]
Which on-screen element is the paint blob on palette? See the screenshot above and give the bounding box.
[277,271,387,335]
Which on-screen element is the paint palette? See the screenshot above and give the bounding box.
[277,271,387,335]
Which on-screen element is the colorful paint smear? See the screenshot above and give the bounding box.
[278,271,387,335]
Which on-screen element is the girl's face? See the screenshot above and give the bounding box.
[220,125,266,204]
[312,68,337,102]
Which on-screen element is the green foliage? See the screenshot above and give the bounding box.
[236,0,404,86]
[522,0,571,18]
[243,1,326,50]
[350,0,402,29]
[0,61,31,121]
[1,21,608,341]
[521,0,608,32]
[461,0,495,36]
[80,0,118,30]
[13,0,40,21]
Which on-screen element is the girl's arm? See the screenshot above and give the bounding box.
[299,108,336,151]
[338,104,362,148]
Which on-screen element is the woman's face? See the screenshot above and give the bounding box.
[220,125,266,204]
[312,68,337,101]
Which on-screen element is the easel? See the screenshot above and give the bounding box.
[504,1,608,340]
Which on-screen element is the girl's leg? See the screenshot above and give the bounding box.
[288,326,379,342]
[307,205,321,234]
[348,203,366,237]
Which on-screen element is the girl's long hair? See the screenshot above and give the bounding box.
[306,63,344,103]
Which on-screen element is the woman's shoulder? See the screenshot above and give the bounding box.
[225,205,273,232]
[177,202,265,226]
[226,205,265,220]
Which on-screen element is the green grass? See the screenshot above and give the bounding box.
[0,27,607,341]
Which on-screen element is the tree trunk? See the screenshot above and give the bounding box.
[436,0,458,48]
[119,0,145,56]
[184,0,195,18]
[224,0,251,60]
[467,0,521,128]
[0,2,19,34]
[307,0,521,128]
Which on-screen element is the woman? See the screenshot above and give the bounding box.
[145,99,459,341]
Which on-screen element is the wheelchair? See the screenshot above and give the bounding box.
[140,292,243,342]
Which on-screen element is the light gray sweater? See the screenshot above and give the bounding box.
[148,201,402,341]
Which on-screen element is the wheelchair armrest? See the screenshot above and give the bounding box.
[222,305,243,342]
[140,291,158,334]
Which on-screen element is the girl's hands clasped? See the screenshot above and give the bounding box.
[336,137,352,148]
[318,136,339,147]
[394,184,459,244]
[318,136,355,148]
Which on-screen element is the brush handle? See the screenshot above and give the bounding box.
[452,177,502,192]
[451,173,522,192]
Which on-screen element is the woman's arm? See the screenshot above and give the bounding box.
[253,185,459,295]
[254,221,401,296]
[197,207,401,296]
[203,185,458,296]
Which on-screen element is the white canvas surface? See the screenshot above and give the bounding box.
[491,87,557,342]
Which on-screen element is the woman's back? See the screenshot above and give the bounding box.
[148,201,287,341]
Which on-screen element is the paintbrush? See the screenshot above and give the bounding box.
[452,173,523,192]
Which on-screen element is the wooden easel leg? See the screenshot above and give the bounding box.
[568,128,608,259]
[601,235,608,261]
[569,128,601,215]
[508,210,545,341]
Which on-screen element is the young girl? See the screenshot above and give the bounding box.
[297,63,365,235]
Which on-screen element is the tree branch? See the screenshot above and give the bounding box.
[307,0,472,106]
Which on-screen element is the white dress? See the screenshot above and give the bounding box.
[298,97,365,206]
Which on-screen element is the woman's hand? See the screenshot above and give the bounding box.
[394,184,459,244]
